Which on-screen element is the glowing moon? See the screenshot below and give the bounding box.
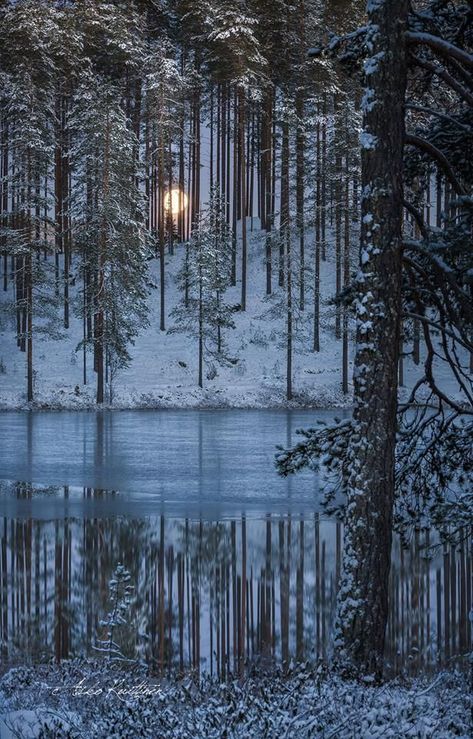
[164,188,188,215]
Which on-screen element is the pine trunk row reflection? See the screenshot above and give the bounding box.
[0,484,471,677]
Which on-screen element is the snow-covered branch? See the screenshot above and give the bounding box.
[406,31,473,70]
[404,133,466,195]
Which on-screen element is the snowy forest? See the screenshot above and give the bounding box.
[0,0,370,409]
[0,0,473,737]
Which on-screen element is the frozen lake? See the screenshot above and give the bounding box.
[0,409,343,518]
[0,409,469,675]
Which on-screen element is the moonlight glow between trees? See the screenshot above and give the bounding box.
[164,188,188,215]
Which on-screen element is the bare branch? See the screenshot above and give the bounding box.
[406,103,473,132]
[404,133,466,195]
[403,199,429,239]
[406,31,473,70]
[411,55,473,107]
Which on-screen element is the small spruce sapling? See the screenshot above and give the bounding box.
[170,188,237,387]
[94,563,134,662]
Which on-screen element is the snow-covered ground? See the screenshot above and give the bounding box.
[0,225,353,410]
[1,224,469,411]
[0,660,470,738]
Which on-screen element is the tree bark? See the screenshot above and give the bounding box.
[334,96,342,340]
[198,245,203,388]
[334,0,408,678]
[239,86,247,311]
[232,87,237,287]
[262,89,273,295]
[158,108,166,332]
[342,148,350,393]
[296,88,305,311]
[281,116,292,400]
[1,119,8,292]
[26,253,33,402]
[62,99,70,330]
[321,96,327,261]
[96,110,110,404]
[313,107,321,352]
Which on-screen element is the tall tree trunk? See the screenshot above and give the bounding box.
[62,99,70,330]
[96,111,110,404]
[334,0,408,678]
[26,252,33,402]
[342,148,350,393]
[249,111,255,229]
[221,84,227,224]
[55,95,63,302]
[239,87,247,311]
[194,78,201,230]
[179,110,185,243]
[231,87,237,286]
[245,114,250,218]
[296,91,305,311]
[1,119,8,291]
[158,127,166,332]
[281,116,292,400]
[314,108,321,352]
[321,96,327,261]
[262,89,273,295]
[334,97,342,340]
[168,138,173,255]
[198,254,203,389]
[209,83,214,192]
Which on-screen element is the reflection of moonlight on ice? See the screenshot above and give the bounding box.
[164,188,188,215]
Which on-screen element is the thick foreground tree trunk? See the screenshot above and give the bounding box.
[333,0,408,678]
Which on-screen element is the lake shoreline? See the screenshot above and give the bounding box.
[0,391,353,412]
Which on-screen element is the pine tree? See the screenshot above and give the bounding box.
[70,73,150,404]
[332,0,409,678]
[205,0,266,308]
[170,189,236,387]
[278,0,473,678]
[143,40,185,332]
[0,1,61,403]
[94,563,134,662]
[277,0,410,678]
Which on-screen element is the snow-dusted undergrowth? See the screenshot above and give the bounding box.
[0,660,469,738]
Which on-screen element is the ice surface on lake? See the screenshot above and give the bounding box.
[0,409,344,518]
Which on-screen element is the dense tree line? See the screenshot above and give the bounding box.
[0,0,362,403]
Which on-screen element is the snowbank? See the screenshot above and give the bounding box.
[0,660,470,738]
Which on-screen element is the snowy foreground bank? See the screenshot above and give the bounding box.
[0,661,469,738]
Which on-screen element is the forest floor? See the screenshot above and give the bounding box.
[0,660,470,738]
[0,227,353,410]
[0,224,468,411]
[0,223,358,410]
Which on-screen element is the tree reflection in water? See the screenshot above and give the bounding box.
[0,483,471,677]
